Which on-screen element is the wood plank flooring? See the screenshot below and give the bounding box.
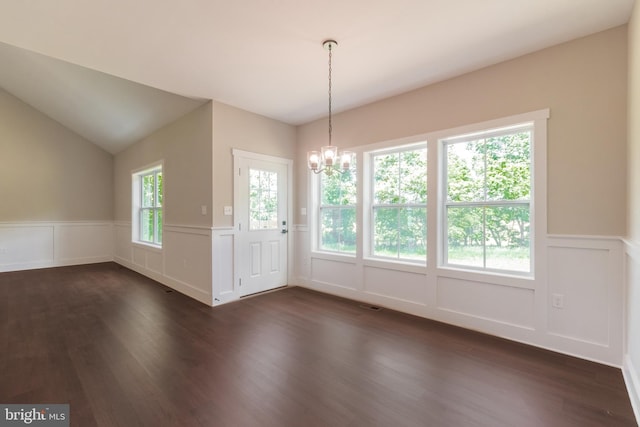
[0,263,636,426]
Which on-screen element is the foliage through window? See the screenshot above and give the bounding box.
[249,169,278,230]
[319,161,357,254]
[134,165,163,246]
[371,146,427,262]
[443,125,532,273]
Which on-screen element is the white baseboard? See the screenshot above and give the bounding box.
[114,255,212,306]
[0,255,113,273]
[114,223,214,306]
[624,355,640,424]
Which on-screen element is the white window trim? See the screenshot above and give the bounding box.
[435,109,549,279]
[365,142,427,265]
[310,162,358,257]
[132,160,164,249]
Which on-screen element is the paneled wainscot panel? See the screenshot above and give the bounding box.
[0,225,53,269]
[212,229,236,304]
[115,224,132,261]
[311,257,357,290]
[548,245,610,346]
[55,223,113,263]
[0,222,112,272]
[363,266,427,304]
[163,227,212,295]
[292,225,310,283]
[436,277,535,329]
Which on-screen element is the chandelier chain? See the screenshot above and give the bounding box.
[328,44,332,146]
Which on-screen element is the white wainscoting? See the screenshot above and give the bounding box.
[544,236,624,364]
[293,227,626,367]
[212,227,237,305]
[0,221,113,272]
[624,239,640,422]
[436,276,535,329]
[114,222,213,306]
[293,224,310,283]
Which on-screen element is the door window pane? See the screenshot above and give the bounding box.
[249,169,278,230]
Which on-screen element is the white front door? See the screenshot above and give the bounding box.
[234,151,290,297]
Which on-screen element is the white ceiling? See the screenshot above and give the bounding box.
[0,0,635,154]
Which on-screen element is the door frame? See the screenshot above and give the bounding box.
[232,149,293,296]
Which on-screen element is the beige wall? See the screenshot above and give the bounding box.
[296,26,628,236]
[630,5,640,242]
[212,101,296,227]
[0,88,113,221]
[627,0,640,402]
[114,101,213,227]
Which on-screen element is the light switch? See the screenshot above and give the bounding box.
[201,205,207,215]
[224,206,233,216]
[301,207,307,216]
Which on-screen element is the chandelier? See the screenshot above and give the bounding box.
[307,39,354,175]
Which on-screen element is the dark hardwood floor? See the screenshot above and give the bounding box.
[0,263,636,426]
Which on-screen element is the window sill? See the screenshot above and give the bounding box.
[132,241,163,252]
[310,250,357,264]
[363,257,427,274]
[436,266,534,290]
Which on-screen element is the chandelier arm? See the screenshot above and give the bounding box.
[311,165,349,175]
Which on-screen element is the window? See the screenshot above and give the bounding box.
[370,145,427,262]
[133,164,163,246]
[249,168,278,230]
[310,110,546,277]
[318,161,357,254]
[442,124,532,273]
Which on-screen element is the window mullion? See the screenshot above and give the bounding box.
[483,138,488,203]
[482,206,487,269]
[444,200,529,208]
[396,206,401,259]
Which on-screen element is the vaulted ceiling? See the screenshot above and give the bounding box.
[0,0,635,154]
